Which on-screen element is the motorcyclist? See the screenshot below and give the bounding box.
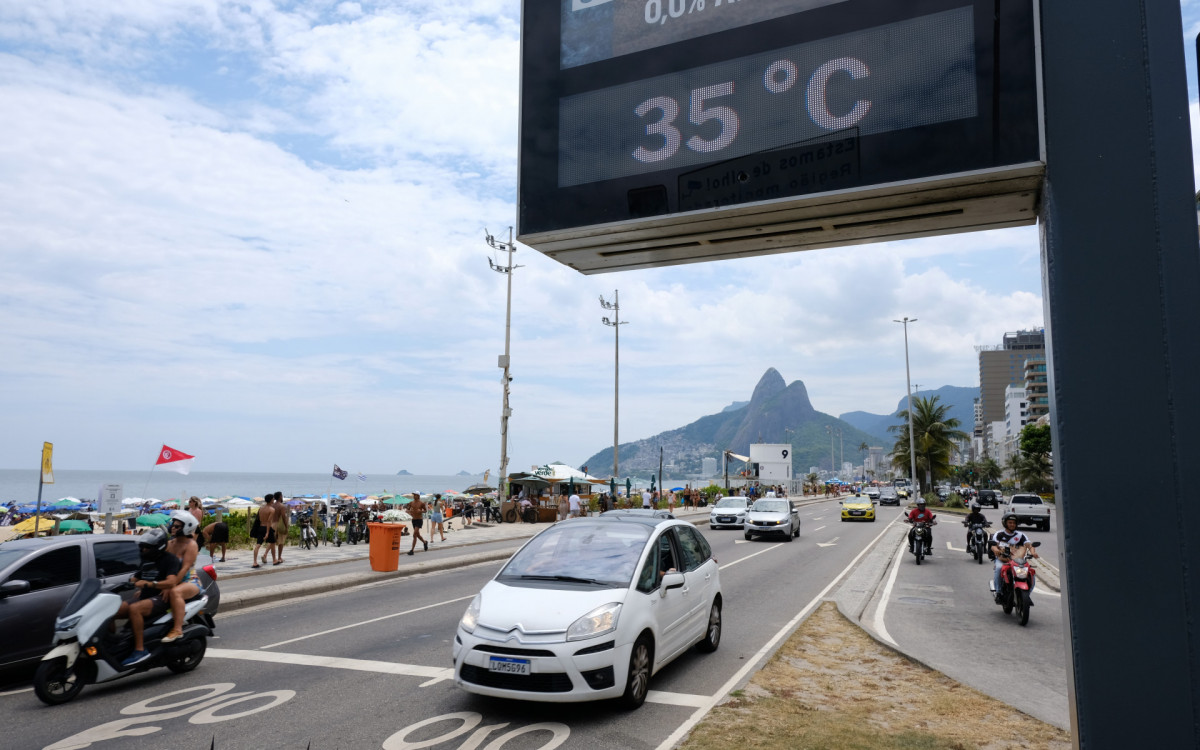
[161,510,202,644]
[905,497,937,555]
[963,501,989,546]
[989,513,1039,601]
[117,528,180,666]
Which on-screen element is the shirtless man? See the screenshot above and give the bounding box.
[407,493,427,555]
[272,491,289,564]
[252,494,277,568]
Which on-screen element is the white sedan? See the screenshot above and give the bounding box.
[453,516,722,708]
[708,495,751,529]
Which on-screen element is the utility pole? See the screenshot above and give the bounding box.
[487,228,521,510]
[600,291,627,478]
[894,317,920,498]
[825,425,835,479]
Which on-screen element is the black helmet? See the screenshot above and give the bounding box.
[137,527,169,558]
[970,502,980,512]
[1002,513,1018,525]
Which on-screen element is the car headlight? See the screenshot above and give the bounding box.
[567,602,622,641]
[459,594,481,633]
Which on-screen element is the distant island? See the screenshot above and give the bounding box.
[396,470,412,476]
[455,470,475,477]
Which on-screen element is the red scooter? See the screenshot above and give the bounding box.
[992,541,1042,626]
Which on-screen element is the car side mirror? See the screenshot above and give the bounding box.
[660,572,685,597]
[0,579,31,597]
[1031,541,1042,548]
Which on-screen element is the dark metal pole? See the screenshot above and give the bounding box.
[1040,1,1199,745]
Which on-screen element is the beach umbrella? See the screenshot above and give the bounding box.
[671,487,684,492]
[51,498,82,508]
[10,516,57,534]
[568,476,575,494]
[609,477,617,497]
[136,514,170,528]
[626,478,632,497]
[383,497,407,505]
[58,520,91,533]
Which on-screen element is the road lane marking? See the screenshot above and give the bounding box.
[870,536,908,647]
[656,516,902,750]
[209,649,707,705]
[1033,588,1061,598]
[210,648,454,681]
[260,594,476,649]
[946,542,965,552]
[646,690,710,708]
[0,687,32,697]
[813,525,826,532]
[719,544,781,569]
[816,537,840,548]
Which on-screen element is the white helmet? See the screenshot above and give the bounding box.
[169,509,198,537]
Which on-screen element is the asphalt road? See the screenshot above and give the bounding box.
[867,506,1068,728]
[4,499,901,750]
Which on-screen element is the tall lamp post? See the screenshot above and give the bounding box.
[894,317,920,498]
[487,228,521,509]
[600,291,628,478]
[824,425,835,480]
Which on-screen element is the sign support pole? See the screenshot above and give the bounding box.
[1039,1,1199,745]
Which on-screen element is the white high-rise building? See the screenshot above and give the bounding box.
[702,457,717,477]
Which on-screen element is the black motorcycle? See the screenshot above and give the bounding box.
[904,519,937,565]
[965,520,991,564]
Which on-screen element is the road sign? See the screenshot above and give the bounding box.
[518,0,1042,273]
[99,484,123,516]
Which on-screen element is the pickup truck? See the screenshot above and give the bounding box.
[1006,494,1051,531]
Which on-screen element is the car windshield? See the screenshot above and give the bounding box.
[498,522,651,586]
[715,498,747,509]
[752,500,788,513]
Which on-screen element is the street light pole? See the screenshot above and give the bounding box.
[894,317,920,498]
[487,228,521,509]
[600,291,628,478]
[825,424,835,479]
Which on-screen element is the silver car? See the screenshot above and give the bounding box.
[708,496,751,529]
[743,498,800,541]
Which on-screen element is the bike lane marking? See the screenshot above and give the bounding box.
[258,593,476,649]
[870,535,907,647]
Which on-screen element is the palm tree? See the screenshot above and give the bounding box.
[979,457,1002,487]
[858,441,869,481]
[1012,453,1053,493]
[805,472,819,495]
[889,395,971,489]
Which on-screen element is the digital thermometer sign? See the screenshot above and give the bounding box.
[519,0,1043,273]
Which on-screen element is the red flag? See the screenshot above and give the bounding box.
[155,445,195,475]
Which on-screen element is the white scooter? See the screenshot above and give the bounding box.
[33,564,220,705]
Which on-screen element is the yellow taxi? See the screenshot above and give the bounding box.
[840,494,877,522]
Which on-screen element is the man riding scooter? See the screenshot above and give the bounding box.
[116,528,180,666]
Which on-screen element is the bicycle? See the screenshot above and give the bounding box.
[298,513,318,550]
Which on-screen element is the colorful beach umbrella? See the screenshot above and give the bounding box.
[136,514,170,527]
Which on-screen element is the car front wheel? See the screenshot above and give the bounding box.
[620,635,653,710]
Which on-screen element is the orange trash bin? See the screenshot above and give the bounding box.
[367,522,404,572]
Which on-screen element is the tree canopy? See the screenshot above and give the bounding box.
[888,396,970,490]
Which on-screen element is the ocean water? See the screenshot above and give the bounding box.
[0,469,487,505]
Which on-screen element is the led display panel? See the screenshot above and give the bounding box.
[520,0,1043,273]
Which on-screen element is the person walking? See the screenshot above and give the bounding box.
[407,492,428,555]
[568,491,582,518]
[430,494,447,542]
[201,508,229,562]
[272,491,289,564]
[250,494,277,569]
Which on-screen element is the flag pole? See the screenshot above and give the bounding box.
[142,464,157,501]
[33,465,44,536]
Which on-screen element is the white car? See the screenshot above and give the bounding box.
[708,496,751,529]
[743,498,801,541]
[453,516,722,708]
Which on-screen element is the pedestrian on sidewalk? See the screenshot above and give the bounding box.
[408,493,428,555]
[272,491,289,564]
[431,494,447,542]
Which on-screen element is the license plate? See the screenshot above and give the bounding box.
[718,517,734,523]
[488,657,530,675]
[850,511,864,516]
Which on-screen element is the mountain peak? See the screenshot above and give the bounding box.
[750,368,786,404]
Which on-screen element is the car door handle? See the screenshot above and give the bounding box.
[703,574,712,582]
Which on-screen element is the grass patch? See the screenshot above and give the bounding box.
[679,602,1070,750]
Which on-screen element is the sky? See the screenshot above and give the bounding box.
[2,1,1199,476]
